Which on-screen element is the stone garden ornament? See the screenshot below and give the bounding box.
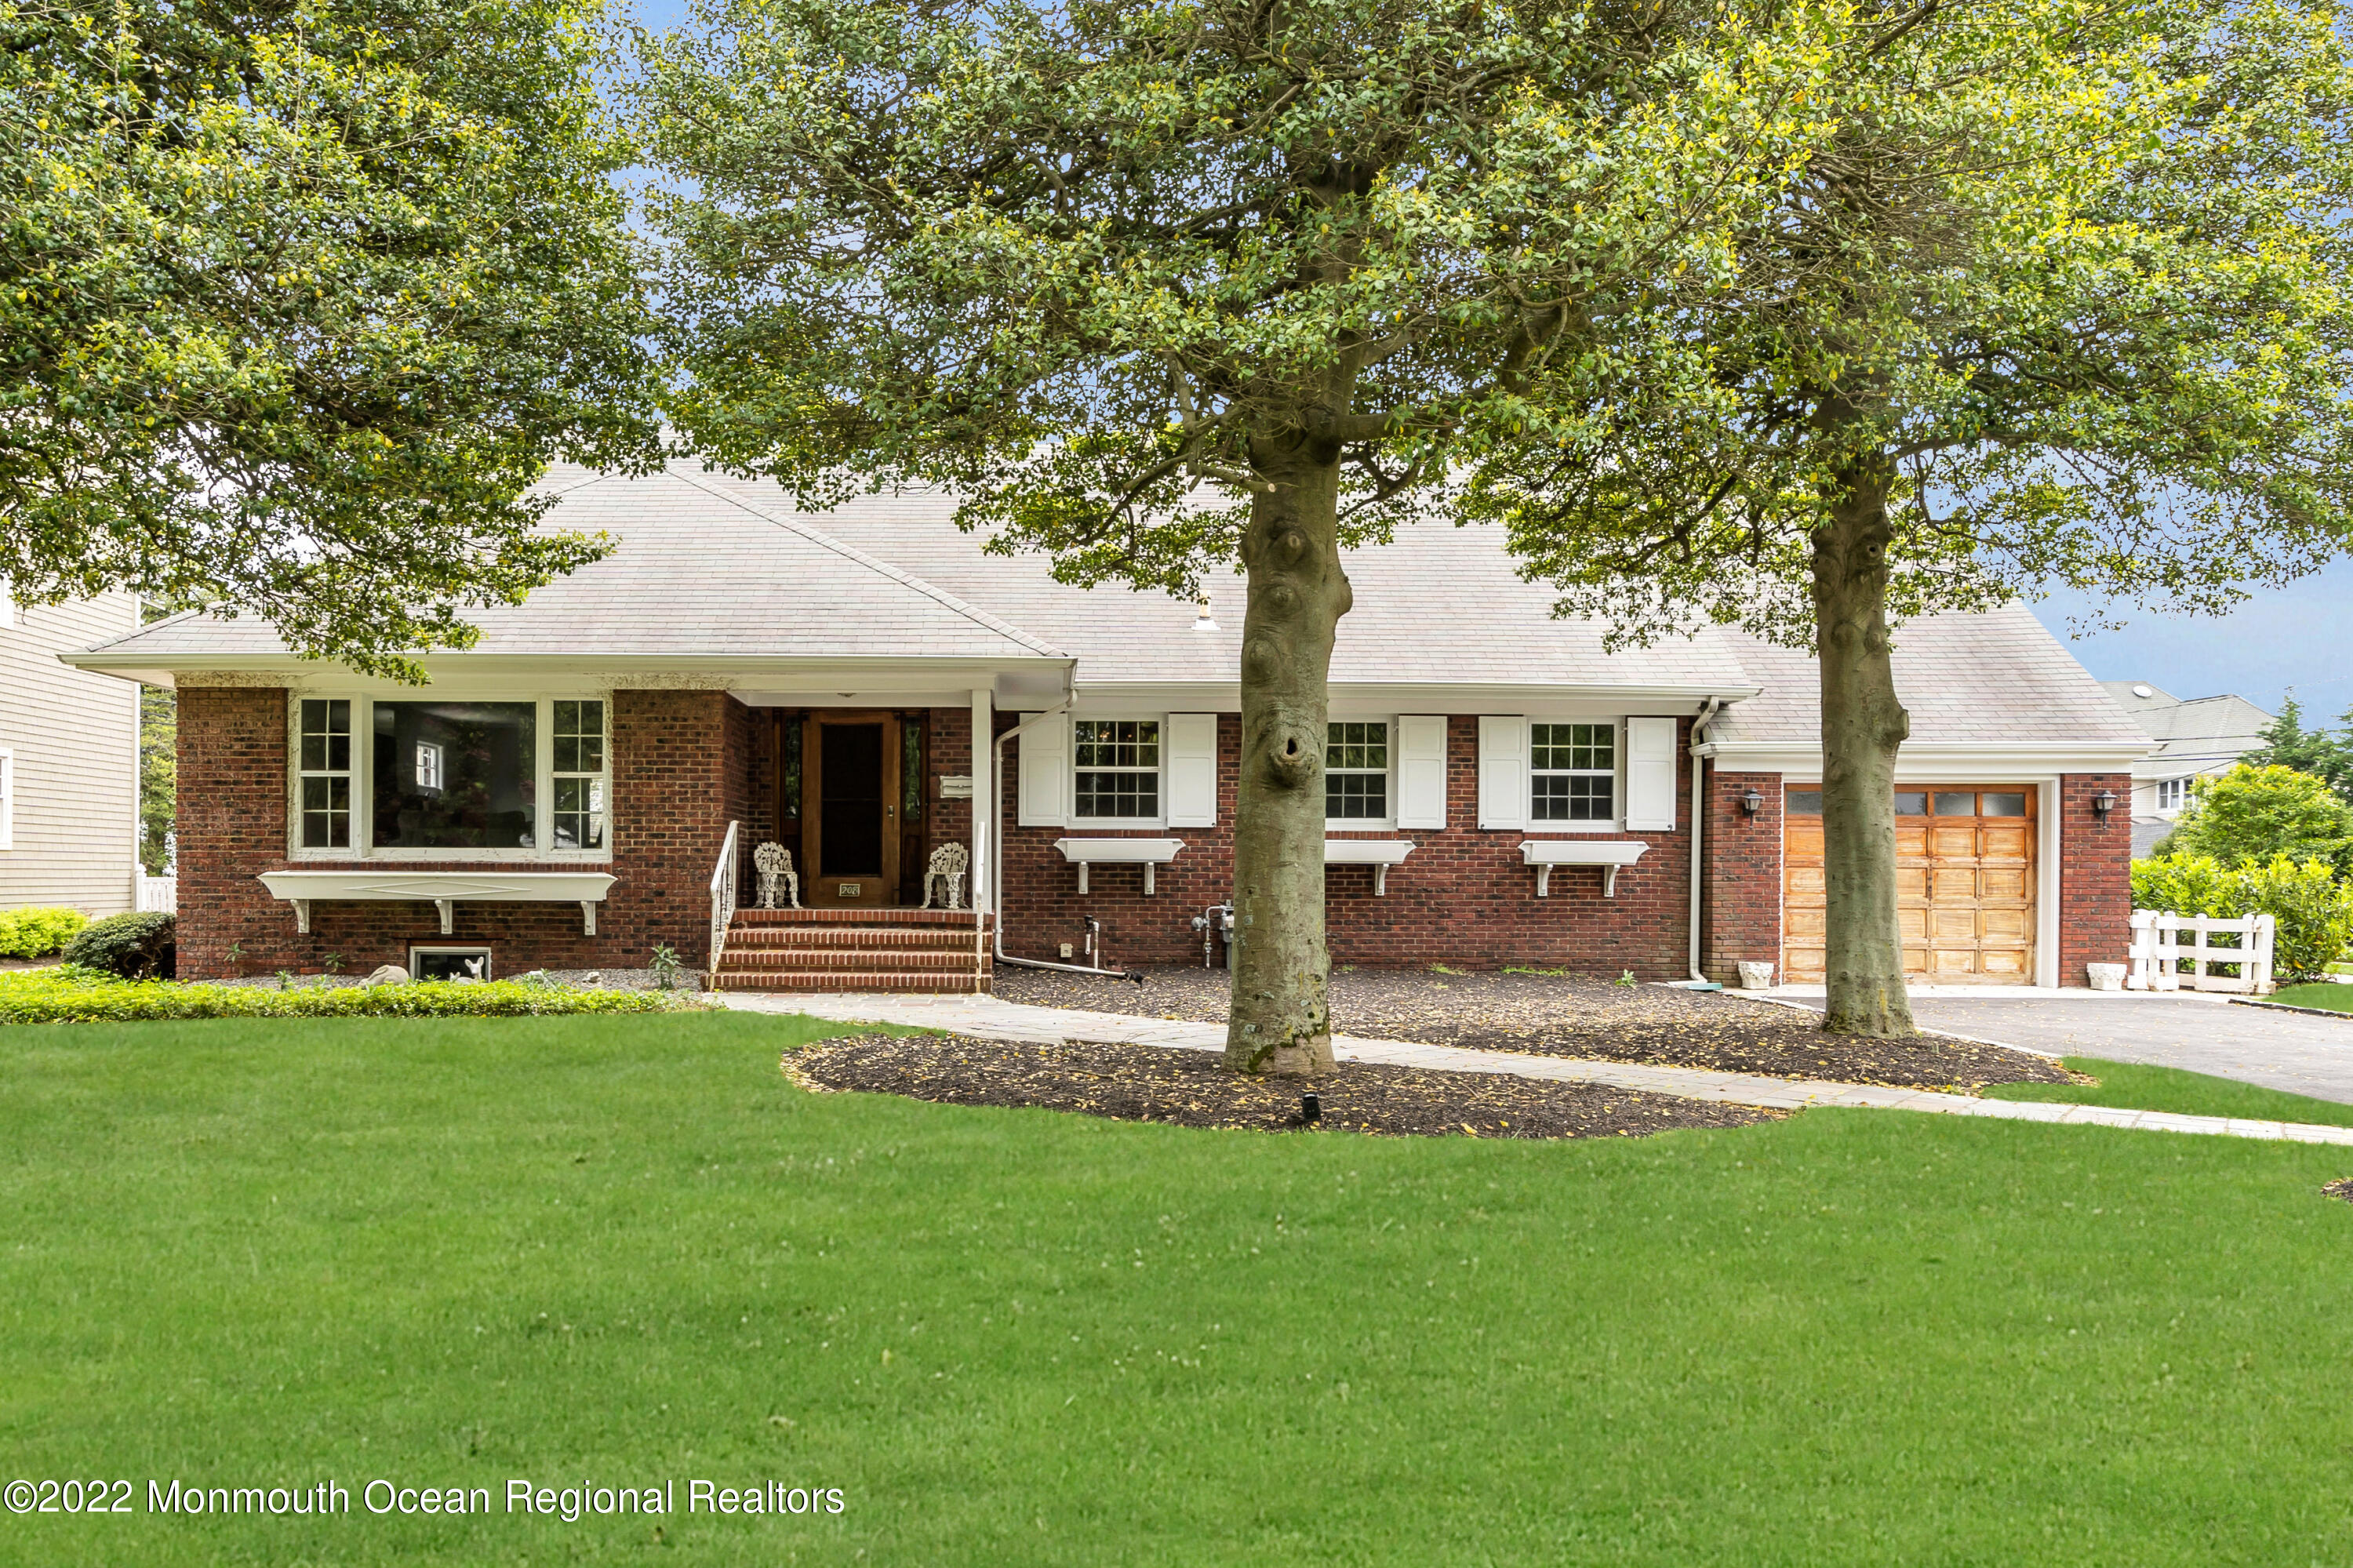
[920,842,969,910]
[753,840,801,910]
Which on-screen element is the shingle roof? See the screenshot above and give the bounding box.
[690,469,1755,693]
[2098,682,2273,775]
[70,467,1064,666]
[1707,606,2151,746]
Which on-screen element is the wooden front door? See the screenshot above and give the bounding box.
[1782,785,2037,985]
[804,712,902,907]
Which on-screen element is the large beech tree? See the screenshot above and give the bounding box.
[1,0,660,676]
[1474,0,2353,1035]
[633,0,1824,1071]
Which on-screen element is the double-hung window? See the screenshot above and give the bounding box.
[298,699,353,849]
[552,700,607,849]
[1531,722,1614,823]
[1074,719,1160,820]
[1326,722,1390,821]
[2155,777,2188,813]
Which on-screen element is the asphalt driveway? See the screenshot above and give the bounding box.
[1785,991,2353,1104]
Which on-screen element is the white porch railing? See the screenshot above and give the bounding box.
[709,820,740,980]
[135,868,176,912]
[2127,909,2275,995]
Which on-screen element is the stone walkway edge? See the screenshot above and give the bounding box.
[716,992,2353,1148]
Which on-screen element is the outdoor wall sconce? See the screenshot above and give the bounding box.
[1740,786,1765,817]
[2091,788,2118,822]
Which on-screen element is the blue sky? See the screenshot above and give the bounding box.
[2028,558,2353,723]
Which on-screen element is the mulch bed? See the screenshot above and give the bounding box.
[2322,1178,2353,1205]
[994,967,2071,1091]
[792,1033,1780,1141]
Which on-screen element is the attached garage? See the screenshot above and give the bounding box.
[1783,787,2038,985]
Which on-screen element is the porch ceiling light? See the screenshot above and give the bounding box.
[2092,788,2118,821]
[1740,785,1764,817]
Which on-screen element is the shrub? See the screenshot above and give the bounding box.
[0,968,702,1025]
[2156,765,2353,874]
[60,911,176,979]
[0,907,89,959]
[2131,853,2353,981]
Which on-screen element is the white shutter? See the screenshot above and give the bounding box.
[1166,713,1218,828]
[1395,715,1447,830]
[1624,716,1678,831]
[1016,712,1069,828]
[1477,716,1526,830]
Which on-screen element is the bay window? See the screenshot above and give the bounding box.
[291,695,608,857]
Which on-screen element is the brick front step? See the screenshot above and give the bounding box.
[732,907,991,928]
[725,925,979,951]
[718,946,981,973]
[710,970,990,993]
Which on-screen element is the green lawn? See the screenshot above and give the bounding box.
[2268,981,2353,1013]
[8,1013,2353,1565]
[1985,1055,2353,1127]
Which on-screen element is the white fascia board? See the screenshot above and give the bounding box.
[1073,682,1759,715]
[63,653,1072,694]
[1695,740,2158,778]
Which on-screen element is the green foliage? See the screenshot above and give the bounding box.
[0,907,88,959]
[2130,853,2353,980]
[631,0,1826,591]
[59,910,175,979]
[2248,693,2353,806]
[1471,0,2353,646]
[648,943,686,991]
[2158,765,2353,874]
[0,0,663,676]
[0,968,699,1024]
[138,686,173,875]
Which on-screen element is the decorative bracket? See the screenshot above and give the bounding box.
[580,900,598,936]
[291,898,311,935]
[434,897,456,935]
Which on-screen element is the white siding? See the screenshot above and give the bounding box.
[0,592,140,912]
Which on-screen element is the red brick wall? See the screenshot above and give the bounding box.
[995,714,1697,975]
[176,688,742,979]
[2059,771,2133,985]
[1699,767,1783,982]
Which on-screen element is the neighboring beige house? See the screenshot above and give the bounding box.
[2100,681,2276,856]
[0,590,141,913]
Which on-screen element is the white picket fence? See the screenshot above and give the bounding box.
[135,868,176,913]
[2126,909,2275,995]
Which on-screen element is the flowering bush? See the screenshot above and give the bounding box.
[0,967,703,1025]
[2131,853,2353,981]
[0,907,88,959]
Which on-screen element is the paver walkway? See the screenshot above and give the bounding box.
[719,990,2353,1147]
[1766,987,2353,1104]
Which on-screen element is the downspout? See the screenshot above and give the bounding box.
[989,681,1138,979]
[1684,697,1726,984]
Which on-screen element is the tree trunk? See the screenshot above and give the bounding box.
[1811,455,1916,1037]
[1225,430,1351,1075]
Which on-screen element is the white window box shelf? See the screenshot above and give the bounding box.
[1053,838,1185,895]
[257,869,618,936]
[1325,839,1413,896]
[1519,839,1649,898]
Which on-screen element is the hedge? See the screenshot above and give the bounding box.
[2130,853,2353,981]
[0,907,88,959]
[0,968,704,1025]
[60,910,175,979]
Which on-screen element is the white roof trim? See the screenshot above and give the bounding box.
[1697,740,2158,777]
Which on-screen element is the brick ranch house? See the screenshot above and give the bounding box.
[61,460,2152,991]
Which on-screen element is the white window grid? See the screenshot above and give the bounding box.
[289,695,611,860]
[1530,722,1616,824]
[298,698,354,849]
[1073,719,1162,822]
[1326,721,1391,822]
[2155,777,2188,813]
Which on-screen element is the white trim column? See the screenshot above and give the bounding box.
[969,687,993,911]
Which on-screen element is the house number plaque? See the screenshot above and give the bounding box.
[836,882,863,898]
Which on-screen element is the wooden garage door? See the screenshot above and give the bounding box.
[1782,787,2036,984]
